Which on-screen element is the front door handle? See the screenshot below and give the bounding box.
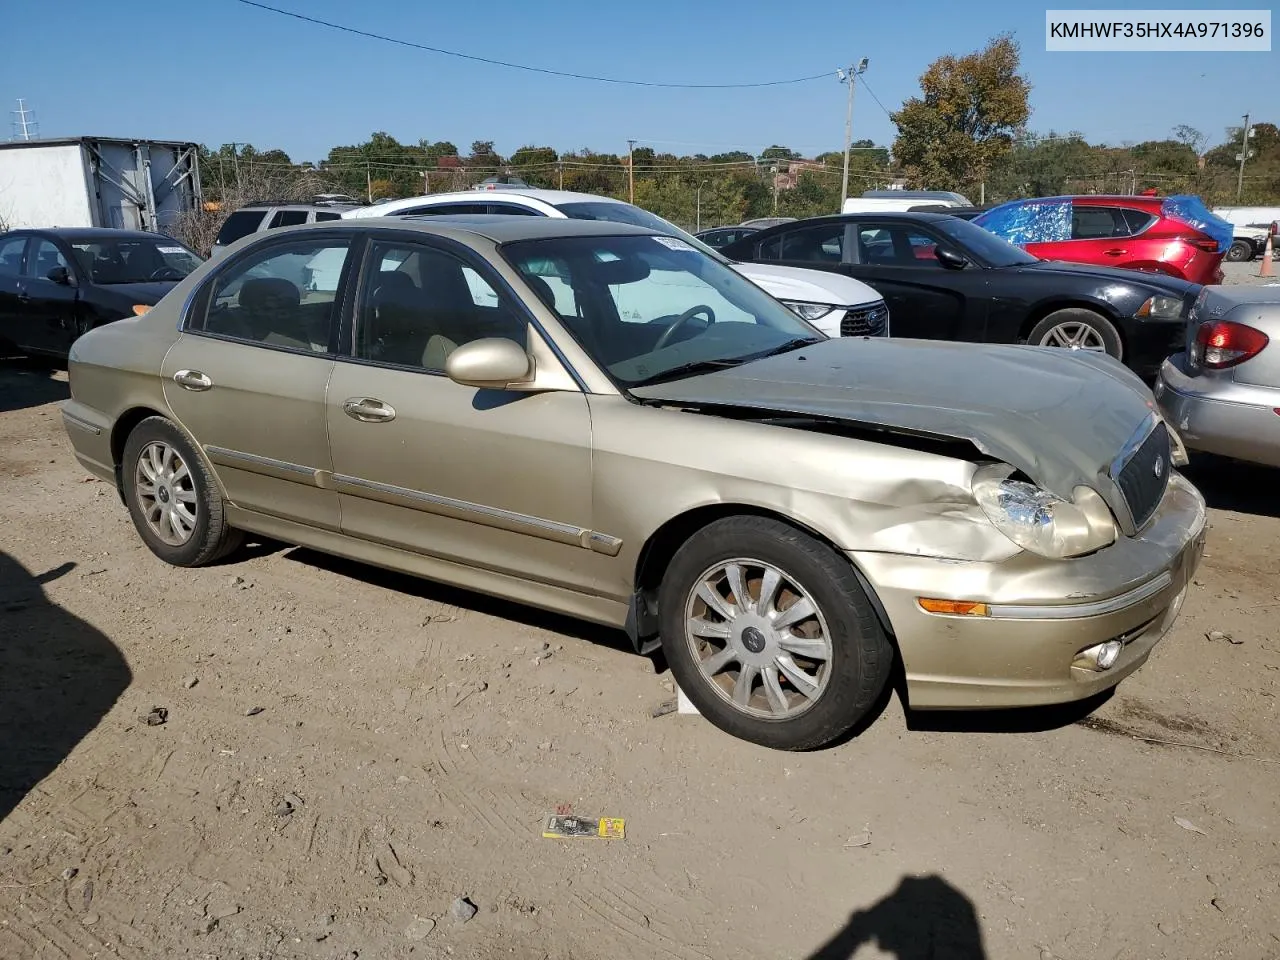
[173,369,213,391]
[16,291,29,303]
[1104,248,1127,256]
[343,397,396,423]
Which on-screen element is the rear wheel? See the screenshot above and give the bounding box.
[121,416,242,567]
[1027,308,1123,361]
[1225,239,1254,263]
[658,516,892,750]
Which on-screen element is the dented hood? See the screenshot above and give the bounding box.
[630,337,1158,502]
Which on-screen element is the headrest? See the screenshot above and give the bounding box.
[239,277,300,312]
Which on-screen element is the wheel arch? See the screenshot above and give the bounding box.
[626,503,896,655]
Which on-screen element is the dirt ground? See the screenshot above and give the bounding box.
[2,266,1279,960]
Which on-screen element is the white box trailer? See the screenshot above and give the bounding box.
[0,136,201,232]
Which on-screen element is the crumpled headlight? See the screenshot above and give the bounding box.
[779,300,838,322]
[971,464,1117,559]
[1137,295,1182,319]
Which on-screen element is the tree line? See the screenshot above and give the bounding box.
[194,35,1278,234]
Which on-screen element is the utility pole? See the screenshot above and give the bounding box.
[696,179,708,232]
[557,160,563,190]
[11,99,37,140]
[228,143,242,193]
[626,139,636,204]
[1237,113,1252,200]
[772,163,780,215]
[837,59,868,208]
[366,160,373,203]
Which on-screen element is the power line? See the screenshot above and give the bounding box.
[853,72,893,121]
[233,0,832,89]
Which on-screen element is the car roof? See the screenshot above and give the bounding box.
[308,214,662,244]
[6,227,173,241]
[375,189,628,208]
[994,195,1164,210]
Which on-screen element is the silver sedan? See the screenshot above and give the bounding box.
[1156,287,1280,469]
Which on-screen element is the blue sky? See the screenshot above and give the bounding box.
[0,0,1268,161]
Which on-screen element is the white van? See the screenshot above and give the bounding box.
[841,189,971,215]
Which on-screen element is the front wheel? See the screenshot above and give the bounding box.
[658,516,893,750]
[1027,308,1123,361]
[121,416,242,567]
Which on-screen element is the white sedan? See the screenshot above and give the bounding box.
[343,189,888,339]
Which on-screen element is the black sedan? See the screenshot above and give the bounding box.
[719,212,1200,374]
[0,228,204,358]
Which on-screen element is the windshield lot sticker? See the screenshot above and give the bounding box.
[652,236,695,251]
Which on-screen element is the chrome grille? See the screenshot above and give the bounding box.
[839,301,889,338]
[1112,420,1171,530]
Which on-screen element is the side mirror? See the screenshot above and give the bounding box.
[935,247,969,270]
[47,265,73,285]
[445,338,534,390]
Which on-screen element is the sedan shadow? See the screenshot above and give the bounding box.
[1181,455,1280,519]
[282,547,640,656]
[0,356,70,414]
[0,553,132,823]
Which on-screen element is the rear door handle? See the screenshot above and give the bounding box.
[343,397,396,423]
[173,369,213,391]
[1104,248,1127,256]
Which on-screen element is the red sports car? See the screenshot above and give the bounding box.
[973,195,1232,286]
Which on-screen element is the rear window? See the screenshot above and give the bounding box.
[268,210,309,228]
[216,210,266,246]
[315,211,341,222]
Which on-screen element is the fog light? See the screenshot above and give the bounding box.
[1074,639,1124,672]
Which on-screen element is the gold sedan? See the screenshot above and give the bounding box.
[62,217,1206,749]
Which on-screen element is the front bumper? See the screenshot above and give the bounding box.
[851,474,1206,710]
[1155,354,1280,468]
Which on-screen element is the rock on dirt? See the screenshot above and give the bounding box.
[404,915,436,940]
[451,896,478,923]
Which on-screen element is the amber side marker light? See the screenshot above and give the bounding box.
[132,305,152,316]
[917,598,989,617]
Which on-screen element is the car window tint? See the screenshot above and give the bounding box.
[400,203,489,216]
[772,224,844,263]
[314,211,342,222]
[0,236,28,275]
[856,225,942,267]
[27,239,69,278]
[268,210,309,229]
[195,238,350,353]
[216,210,267,246]
[1121,208,1156,234]
[484,203,539,216]
[756,234,783,259]
[354,241,526,370]
[1071,206,1128,240]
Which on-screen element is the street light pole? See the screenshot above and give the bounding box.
[696,180,707,232]
[838,58,868,209]
[1237,113,1251,200]
[626,139,636,204]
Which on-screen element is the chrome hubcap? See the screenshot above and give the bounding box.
[1040,321,1107,352]
[684,559,832,720]
[135,441,197,546]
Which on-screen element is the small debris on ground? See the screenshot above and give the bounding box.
[404,915,436,940]
[182,676,198,689]
[543,815,625,840]
[60,867,78,881]
[274,800,295,817]
[451,896,478,923]
[1173,816,1208,835]
[843,826,873,848]
[537,741,553,751]
[373,842,413,888]
[650,699,677,719]
[1205,629,1244,645]
[142,707,168,726]
[244,706,265,716]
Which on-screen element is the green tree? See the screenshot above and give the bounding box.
[891,33,1031,194]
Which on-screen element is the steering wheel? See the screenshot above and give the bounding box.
[653,304,717,351]
[148,266,184,281]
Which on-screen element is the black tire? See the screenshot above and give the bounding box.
[1026,308,1123,361]
[1225,239,1253,263]
[657,516,893,750]
[121,416,242,567]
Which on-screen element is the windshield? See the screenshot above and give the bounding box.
[937,216,1040,267]
[71,238,204,284]
[501,234,821,389]
[555,201,732,263]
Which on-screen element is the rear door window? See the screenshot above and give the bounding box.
[314,211,342,222]
[216,210,267,246]
[27,239,70,278]
[774,223,846,263]
[399,203,490,216]
[484,202,540,216]
[0,235,30,275]
[1071,207,1129,239]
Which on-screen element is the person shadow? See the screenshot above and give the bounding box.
[806,875,988,960]
[0,552,132,823]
